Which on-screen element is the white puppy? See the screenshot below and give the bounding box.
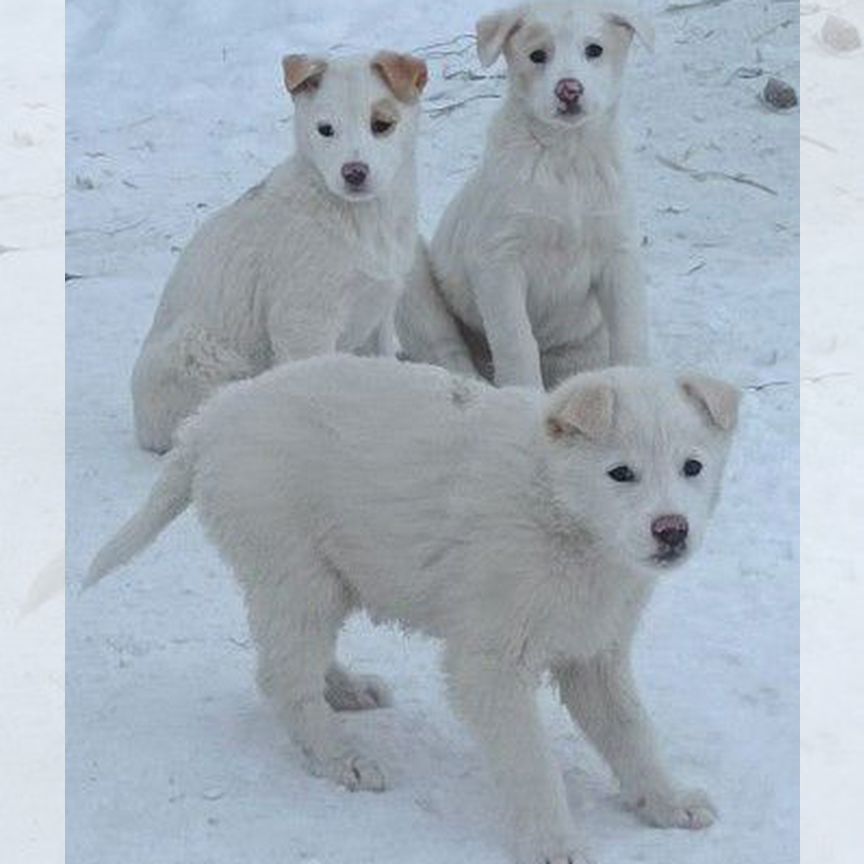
[132,51,428,452]
[89,356,739,864]
[397,1,654,389]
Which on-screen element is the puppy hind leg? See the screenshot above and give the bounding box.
[246,565,387,792]
[324,662,393,712]
[395,243,478,376]
[541,326,610,391]
[132,330,256,453]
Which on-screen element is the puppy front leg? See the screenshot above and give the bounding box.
[595,250,649,366]
[445,648,591,864]
[555,646,716,830]
[469,261,543,388]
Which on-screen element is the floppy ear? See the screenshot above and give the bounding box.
[546,382,615,442]
[372,51,429,104]
[282,54,328,98]
[476,6,525,67]
[607,7,655,52]
[679,374,740,432]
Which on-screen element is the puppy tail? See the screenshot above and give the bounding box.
[84,444,194,589]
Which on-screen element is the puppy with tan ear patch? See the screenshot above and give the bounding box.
[89,354,739,864]
[131,51,428,453]
[397,0,654,389]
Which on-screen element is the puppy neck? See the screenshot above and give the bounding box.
[489,96,623,180]
[290,153,419,274]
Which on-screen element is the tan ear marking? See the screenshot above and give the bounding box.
[371,51,429,104]
[282,54,327,97]
[546,383,615,442]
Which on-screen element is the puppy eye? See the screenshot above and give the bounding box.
[529,49,548,64]
[607,465,637,483]
[317,123,335,138]
[585,43,604,59]
[683,459,703,477]
[371,118,394,136]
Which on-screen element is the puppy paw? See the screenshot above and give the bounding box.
[633,787,717,830]
[324,667,393,712]
[515,833,594,864]
[334,753,388,792]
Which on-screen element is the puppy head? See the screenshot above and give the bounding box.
[477,1,653,129]
[542,367,739,575]
[283,52,427,201]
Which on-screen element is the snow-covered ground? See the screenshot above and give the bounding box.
[66,2,799,862]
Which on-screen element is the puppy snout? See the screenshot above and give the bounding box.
[341,161,369,189]
[555,78,584,105]
[651,514,689,549]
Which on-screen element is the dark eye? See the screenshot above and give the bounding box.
[608,465,637,483]
[371,118,394,136]
[683,459,703,477]
[529,49,548,64]
[317,123,335,138]
[585,43,603,59]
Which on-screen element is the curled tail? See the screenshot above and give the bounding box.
[85,445,194,588]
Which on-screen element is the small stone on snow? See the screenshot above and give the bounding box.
[762,78,797,111]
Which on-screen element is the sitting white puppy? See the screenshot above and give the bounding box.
[132,51,428,452]
[89,356,739,864]
[397,1,654,388]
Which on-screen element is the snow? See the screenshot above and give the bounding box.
[66,2,799,862]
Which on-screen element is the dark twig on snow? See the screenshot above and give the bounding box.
[68,218,147,237]
[426,93,502,118]
[442,69,506,82]
[745,373,852,393]
[664,0,731,13]
[745,380,790,392]
[412,34,475,53]
[655,155,778,196]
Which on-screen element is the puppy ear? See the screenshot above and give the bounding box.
[606,8,655,52]
[476,7,525,67]
[282,54,327,98]
[372,51,429,103]
[546,382,615,442]
[679,374,740,432]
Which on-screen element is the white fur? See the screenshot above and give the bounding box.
[132,53,425,452]
[88,356,738,864]
[397,1,653,389]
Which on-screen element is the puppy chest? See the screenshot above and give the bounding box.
[337,273,401,347]
[536,569,642,661]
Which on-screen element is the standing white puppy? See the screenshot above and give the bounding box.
[89,356,740,864]
[132,51,428,452]
[397,1,653,388]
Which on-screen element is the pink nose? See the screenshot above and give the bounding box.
[651,514,689,549]
[555,78,584,105]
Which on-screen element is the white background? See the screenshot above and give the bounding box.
[0,0,64,862]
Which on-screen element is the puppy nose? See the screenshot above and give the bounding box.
[341,161,369,188]
[555,78,584,104]
[651,514,689,548]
